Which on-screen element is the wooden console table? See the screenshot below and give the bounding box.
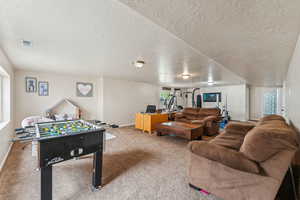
[135,113,169,134]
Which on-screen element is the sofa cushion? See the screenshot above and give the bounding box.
[210,122,255,150]
[190,120,204,124]
[176,118,191,124]
[257,119,287,127]
[188,141,260,174]
[175,112,184,119]
[185,114,199,120]
[182,107,200,115]
[240,125,298,162]
[257,115,287,126]
[202,115,219,122]
[259,115,286,122]
[198,108,221,116]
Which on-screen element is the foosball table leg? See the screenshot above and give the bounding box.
[41,165,52,200]
[92,149,102,190]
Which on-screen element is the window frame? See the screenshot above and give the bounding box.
[0,65,10,124]
[0,74,3,122]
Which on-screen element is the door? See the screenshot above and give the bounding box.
[263,89,278,116]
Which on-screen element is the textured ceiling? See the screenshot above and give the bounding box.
[119,0,300,86]
[1,0,300,87]
[0,0,244,87]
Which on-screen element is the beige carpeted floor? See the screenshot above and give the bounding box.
[0,127,221,200]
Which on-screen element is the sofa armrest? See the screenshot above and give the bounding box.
[190,120,203,124]
[175,113,185,120]
[188,141,260,174]
[225,122,255,135]
[202,116,220,123]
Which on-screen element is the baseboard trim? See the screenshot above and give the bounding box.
[0,142,13,173]
[119,123,134,128]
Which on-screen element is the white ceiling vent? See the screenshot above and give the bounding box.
[21,40,32,47]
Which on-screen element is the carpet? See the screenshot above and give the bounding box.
[105,132,116,140]
[0,127,221,200]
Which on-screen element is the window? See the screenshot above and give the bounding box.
[0,66,10,123]
[0,75,2,121]
[159,88,171,108]
[263,89,278,116]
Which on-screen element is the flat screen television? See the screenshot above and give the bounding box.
[203,93,221,102]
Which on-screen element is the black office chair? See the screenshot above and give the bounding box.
[146,105,156,113]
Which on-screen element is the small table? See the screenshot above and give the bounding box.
[156,121,204,140]
[135,113,169,134]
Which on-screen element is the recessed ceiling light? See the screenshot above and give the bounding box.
[21,40,33,47]
[182,73,191,79]
[134,60,145,68]
[207,81,215,86]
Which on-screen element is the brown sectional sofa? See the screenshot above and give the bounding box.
[175,107,221,136]
[187,115,299,200]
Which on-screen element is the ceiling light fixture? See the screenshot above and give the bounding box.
[21,39,33,47]
[134,60,145,68]
[182,73,191,80]
[207,81,215,86]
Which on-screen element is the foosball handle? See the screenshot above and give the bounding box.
[110,124,119,128]
[15,128,25,134]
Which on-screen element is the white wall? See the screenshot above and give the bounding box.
[185,85,248,121]
[101,77,159,125]
[201,85,248,121]
[14,70,99,127]
[14,72,160,127]
[249,86,283,120]
[0,48,14,169]
[285,34,300,130]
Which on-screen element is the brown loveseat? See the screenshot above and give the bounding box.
[187,115,299,200]
[175,107,221,136]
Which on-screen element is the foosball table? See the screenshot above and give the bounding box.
[14,119,113,200]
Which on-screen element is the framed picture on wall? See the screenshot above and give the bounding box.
[76,82,93,97]
[38,81,49,96]
[25,77,37,93]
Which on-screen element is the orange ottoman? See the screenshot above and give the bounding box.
[156,121,203,140]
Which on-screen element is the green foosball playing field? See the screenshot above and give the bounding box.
[38,120,96,138]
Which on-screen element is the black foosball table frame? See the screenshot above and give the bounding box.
[14,120,106,200]
[39,130,104,200]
